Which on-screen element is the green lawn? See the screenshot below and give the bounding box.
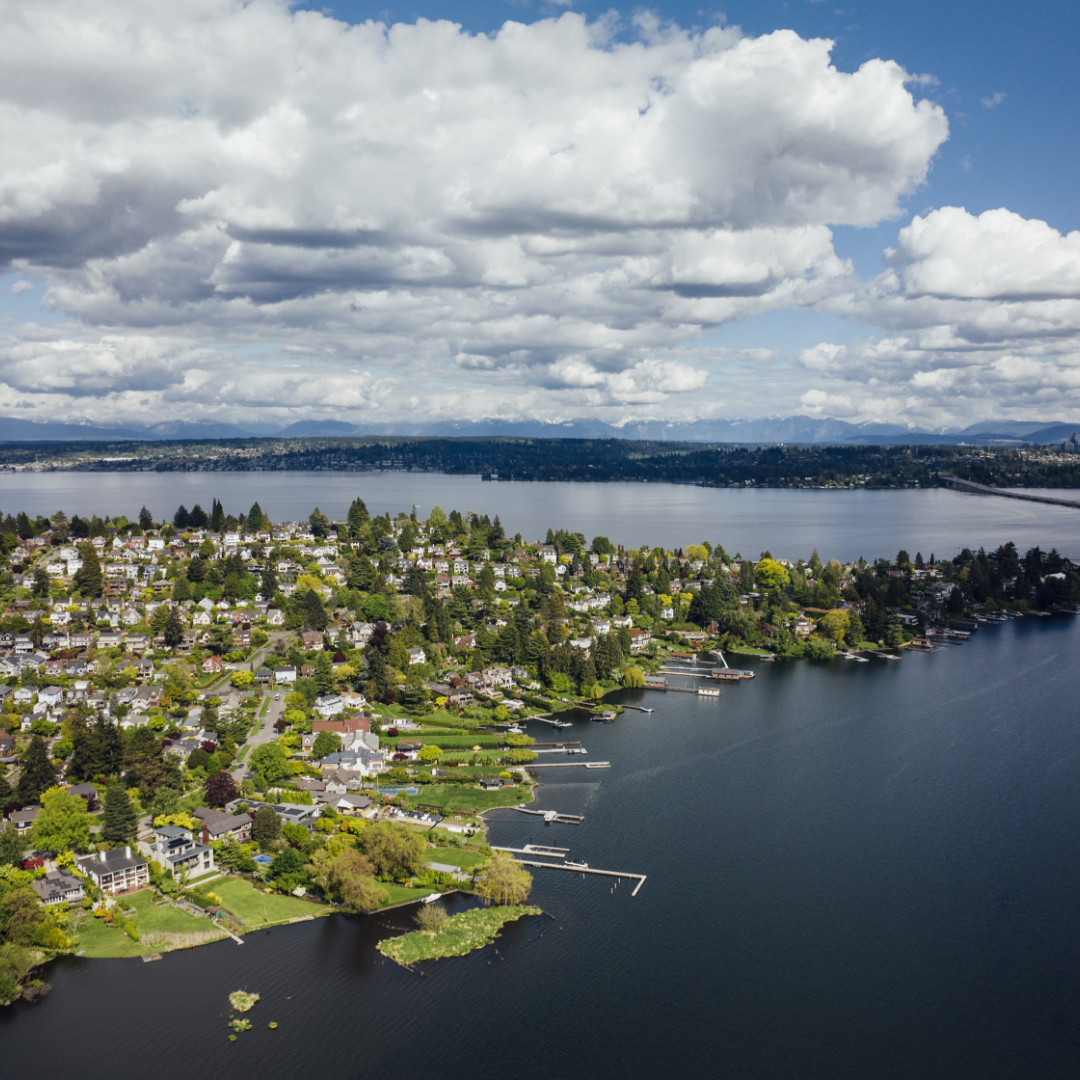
[72,890,226,957]
[427,846,488,869]
[210,877,325,928]
[71,911,150,959]
[377,883,440,907]
[378,905,540,965]
[415,784,531,812]
[384,734,503,749]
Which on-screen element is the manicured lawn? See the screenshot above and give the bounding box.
[415,784,531,812]
[125,890,227,949]
[210,877,325,928]
[378,905,540,965]
[71,911,150,959]
[384,734,503,749]
[378,883,439,907]
[427,846,488,869]
[72,890,224,957]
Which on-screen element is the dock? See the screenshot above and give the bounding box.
[513,858,648,896]
[511,808,584,824]
[527,761,611,768]
[492,844,570,856]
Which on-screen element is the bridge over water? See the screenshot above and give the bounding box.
[939,474,1080,510]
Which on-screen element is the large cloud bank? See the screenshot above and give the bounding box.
[8,0,1062,427]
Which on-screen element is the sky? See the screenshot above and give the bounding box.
[1,0,1079,432]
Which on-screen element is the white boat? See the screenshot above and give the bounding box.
[566,860,589,870]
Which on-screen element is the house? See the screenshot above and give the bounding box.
[202,655,223,674]
[485,666,514,689]
[331,793,372,815]
[274,666,297,684]
[140,825,216,878]
[613,614,634,629]
[7,807,40,833]
[192,807,252,844]
[266,608,285,626]
[76,847,150,895]
[312,715,372,735]
[254,667,273,686]
[313,694,344,717]
[33,871,86,906]
[407,647,427,665]
[627,628,652,652]
[301,630,323,650]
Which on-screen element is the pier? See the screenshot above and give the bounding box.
[491,843,570,855]
[512,858,648,896]
[527,760,611,768]
[510,807,585,823]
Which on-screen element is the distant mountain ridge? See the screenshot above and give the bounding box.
[1,414,1077,446]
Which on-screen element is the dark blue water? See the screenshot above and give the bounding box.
[1,471,1078,559]
[5,616,1080,1077]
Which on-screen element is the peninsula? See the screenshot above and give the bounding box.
[1,495,1077,1001]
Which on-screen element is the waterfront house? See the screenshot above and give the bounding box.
[76,847,150,895]
[139,825,216,879]
[33,871,86,906]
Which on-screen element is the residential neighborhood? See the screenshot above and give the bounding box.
[1,496,1078,1003]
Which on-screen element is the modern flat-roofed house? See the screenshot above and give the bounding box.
[139,825,215,879]
[76,847,150,895]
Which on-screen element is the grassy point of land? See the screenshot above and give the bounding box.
[415,784,531,812]
[210,877,326,930]
[427,846,489,869]
[377,905,541,966]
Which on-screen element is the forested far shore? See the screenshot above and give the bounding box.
[3,436,1080,490]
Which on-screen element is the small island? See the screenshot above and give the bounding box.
[0,495,1077,1001]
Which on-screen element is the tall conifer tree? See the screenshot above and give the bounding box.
[17,736,56,804]
[101,781,138,843]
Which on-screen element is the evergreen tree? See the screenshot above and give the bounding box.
[73,542,103,598]
[314,651,335,694]
[94,715,124,777]
[101,781,137,844]
[309,507,330,538]
[210,498,225,533]
[302,589,329,630]
[261,568,278,598]
[173,505,190,528]
[188,503,208,528]
[163,606,185,647]
[17,736,56,804]
[247,501,266,533]
[138,506,153,529]
[347,497,370,533]
[171,574,192,602]
[0,771,12,808]
[251,805,281,844]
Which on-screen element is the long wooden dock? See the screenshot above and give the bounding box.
[513,858,647,896]
[527,761,611,768]
[510,808,584,824]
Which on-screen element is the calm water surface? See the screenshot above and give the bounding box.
[3,616,1080,1078]
[1,471,1078,560]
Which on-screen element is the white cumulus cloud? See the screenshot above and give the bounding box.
[0,0,952,426]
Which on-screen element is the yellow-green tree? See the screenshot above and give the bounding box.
[755,558,790,592]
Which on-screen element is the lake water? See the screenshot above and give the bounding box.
[4,615,1080,1078]
[1,471,1078,561]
